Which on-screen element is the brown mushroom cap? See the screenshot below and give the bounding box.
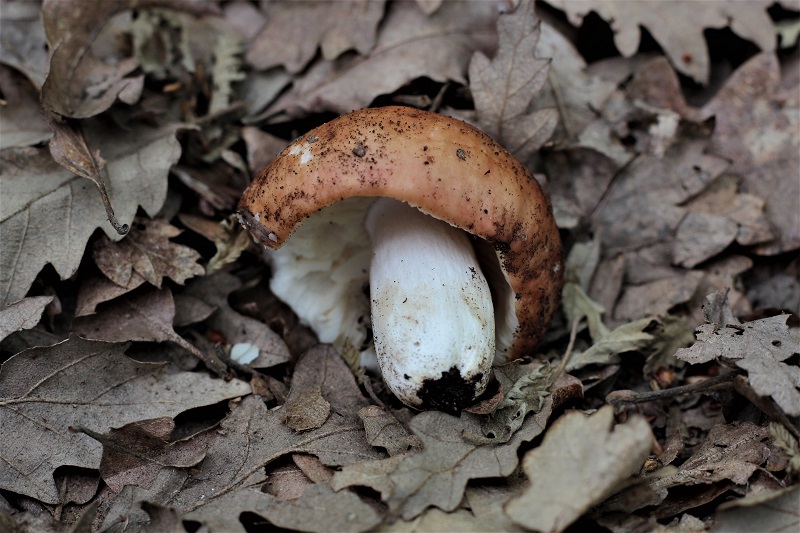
[238,106,562,358]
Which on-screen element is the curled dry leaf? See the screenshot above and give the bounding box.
[505,406,652,533]
[92,217,204,289]
[0,336,250,504]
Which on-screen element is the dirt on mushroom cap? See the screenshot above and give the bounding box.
[238,106,563,359]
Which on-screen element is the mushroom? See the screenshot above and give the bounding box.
[238,106,562,412]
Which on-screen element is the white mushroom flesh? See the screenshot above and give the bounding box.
[365,198,495,409]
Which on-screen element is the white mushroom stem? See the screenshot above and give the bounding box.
[365,198,495,410]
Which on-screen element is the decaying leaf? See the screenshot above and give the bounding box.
[505,406,652,532]
[0,336,250,503]
[469,0,557,160]
[358,405,422,456]
[547,0,777,84]
[676,291,800,415]
[92,217,203,289]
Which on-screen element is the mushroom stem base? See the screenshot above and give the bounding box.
[366,198,495,411]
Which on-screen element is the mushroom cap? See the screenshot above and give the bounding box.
[238,106,562,358]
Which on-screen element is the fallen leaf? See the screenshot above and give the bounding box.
[567,318,657,371]
[267,0,506,117]
[0,66,51,150]
[0,336,250,503]
[140,502,185,533]
[0,120,182,307]
[701,53,800,254]
[473,360,554,443]
[0,296,54,343]
[358,405,422,456]
[547,0,776,84]
[675,292,800,415]
[178,214,251,275]
[182,271,291,368]
[174,393,383,514]
[0,0,50,88]
[92,217,204,288]
[90,418,215,493]
[592,138,728,255]
[468,0,557,160]
[505,406,652,532]
[536,21,618,141]
[74,273,147,317]
[332,384,564,520]
[711,485,800,533]
[614,271,705,322]
[40,0,140,118]
[247,0,386,73]
[185,483,382,533]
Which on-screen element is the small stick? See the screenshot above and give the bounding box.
[606,371,738,405]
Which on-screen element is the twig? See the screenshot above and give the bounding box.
[606,371,739,405]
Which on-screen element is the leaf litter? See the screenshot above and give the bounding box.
[0,0,798,531]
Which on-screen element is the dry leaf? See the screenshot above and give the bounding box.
[701,53,800,254]
[40,0,140,118]
[505,406,652,532]
[0,66,51,150]
[0,296,54,343]
[91,418,215,493]
[182,271,291,368]
[174,392,383,514]
[675,292,800,416]
[358,405,422,456]
[333,389,559,519]
[247,0,386,73]
[185,483,382,533]
[547,0,776,85]
[469,0,558,160]
[0,120,182,307]
[711,485,800,533]
[92,217,204,288]
[268,0,506,117]
[566,318,657,372]
[0,336,250,503]
[0,0,50,89]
